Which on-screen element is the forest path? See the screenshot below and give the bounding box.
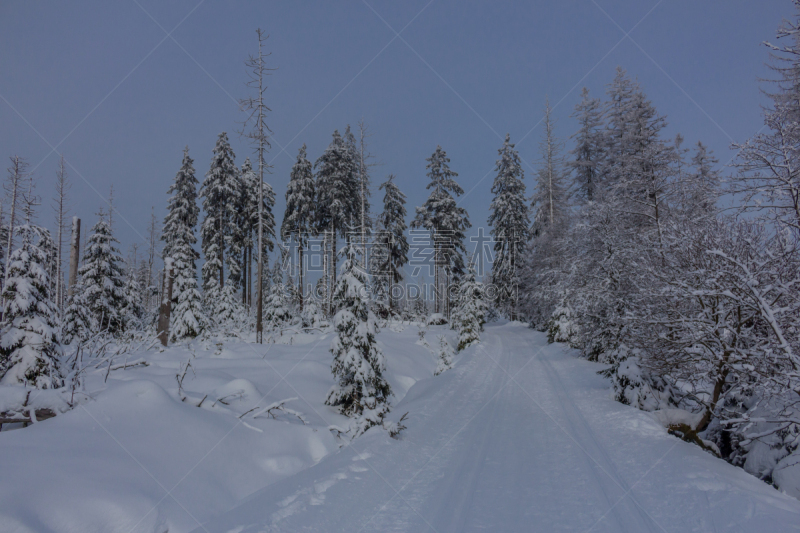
[197,322,800,533]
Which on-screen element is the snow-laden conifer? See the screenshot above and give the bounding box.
[412,146,471,316]
[79,213,125,334]
[531,101,569,238]
[570,87,605,202]
[487,134,529,319]
[201,132,239,311]
[376,175,408,315]
[121,266,144,333]
[454,264,486,352]
[434,335,455,376]
[163,147,206,339]
[325,241,391,435]
[264,260,291,330]
[315,130,359,295]
[282,144,315,310]
[61,283,91,345]
[0,225,62,388]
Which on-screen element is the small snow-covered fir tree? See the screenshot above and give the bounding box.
[434,335,455,376]
[325,241,391,435]
[79,212,125,334]
[0,225,62,388]
[215,283,240,326]
[300,298,326,329]
[61,282,91,345]
[120,266,145,332]
[264,260,291,330]
[455,264,486,352]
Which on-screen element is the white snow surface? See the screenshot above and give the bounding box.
[1,323,799,532]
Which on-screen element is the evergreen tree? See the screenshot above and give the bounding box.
[570,87,605,202]
[163,147,206,339]
[79,212,125,334]
[487,134,529,319]
[162,147,200,269]
[315,130,359,305]
[62,283,91,345]
[201,132,239,310]
[434,335,455,376]
[376,175,409,314]
[121,266,144,332]
[282,144,315,310]
[325,241,391,434]
[680,142,720,220]
[412,146,471,316]
[531,101,569,238]
[0,225,62,388]
[264,259,291,330]
[345,124,372,244]
[454,264,486,352]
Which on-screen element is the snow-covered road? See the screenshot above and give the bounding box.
[197,322,800,532]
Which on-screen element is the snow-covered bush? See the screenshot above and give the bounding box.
[434,335,455,375]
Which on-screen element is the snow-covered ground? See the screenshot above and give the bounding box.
[2,322,799,532]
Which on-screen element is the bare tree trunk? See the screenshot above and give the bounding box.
[146,207,158,312]
[298,245,304,312]
[238,29,273,342]
[68,217,81,298]
[157,259,174,346]
[3,156,27,293]
[53,155,70,309]
[242,247,247,305]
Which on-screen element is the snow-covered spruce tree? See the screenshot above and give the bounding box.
[120,266,145,333]
[531,100,569,239]
[434,335,455,376]
[569,87,605,203]
[411,146,471,317]
[0,225,62,388]
[315,130,359,307]
[522,102,570,330]
[61,282,91,345]
[376,175,409,315]
[162,147,206,340]
[281,144,315,311]
[455,264,486,352]
[368,230,391,318]
[487,134,529,319]
[79,212,125,334]
[344,124,371,240]
[682,142,720,221]
[264,258,291,330]
[325,241,391,436]
[201,132,239,313]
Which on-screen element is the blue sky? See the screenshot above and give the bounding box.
[0,0,792,267]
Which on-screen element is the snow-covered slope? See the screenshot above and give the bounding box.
[0,327,436,533]
[196,323,800,533]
